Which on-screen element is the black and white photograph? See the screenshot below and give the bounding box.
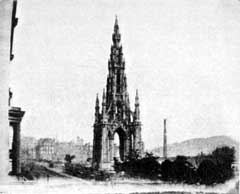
[0,0,239,193]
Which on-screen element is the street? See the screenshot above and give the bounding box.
[0,176,238,194]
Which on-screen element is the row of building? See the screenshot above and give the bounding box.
[21,136,93,164]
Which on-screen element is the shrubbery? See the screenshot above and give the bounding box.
[114,146,236,185]
[64,146,235,185]
[161,156,197,184]
[64,163,110,180]
[197,146,235,185]
[114,151,161,179]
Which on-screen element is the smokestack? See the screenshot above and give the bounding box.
[163,119,167,159]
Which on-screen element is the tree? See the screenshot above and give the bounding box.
[161,159,173,180]
[138,153,161,179]
[212,146,235,168]
[64,154,75,164]
[172,156,188,181]
[197,159,218,185]
[127,149,141,161]
[114,151,161,179]
[172,156,196,183]
[113,157,122,172]
[211,146,235,181]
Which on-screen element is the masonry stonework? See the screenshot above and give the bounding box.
[92,17,144,170]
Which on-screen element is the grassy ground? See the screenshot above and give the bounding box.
[20,162,66,180]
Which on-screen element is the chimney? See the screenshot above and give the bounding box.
[163,119,167,159]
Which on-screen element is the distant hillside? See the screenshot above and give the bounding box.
[151,135,239,160]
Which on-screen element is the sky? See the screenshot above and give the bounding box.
[10,0,240,149]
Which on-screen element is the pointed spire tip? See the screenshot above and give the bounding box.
[114,15,119,28]
[95,93,99,107]
[102,88,106,100]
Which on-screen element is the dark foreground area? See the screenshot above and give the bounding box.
[64,146,237,186]
[1,177,238,194]
[19,162,66,180]
[17,146,238,188]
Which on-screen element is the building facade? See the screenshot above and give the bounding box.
[54,141,92,163]
[21,136,38,162]
[20,136,92,164]
[36,138,55,161]
[92,17,144,170]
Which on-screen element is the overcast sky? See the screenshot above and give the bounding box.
[10,0,240,149]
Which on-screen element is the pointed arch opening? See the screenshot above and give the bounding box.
[113,128,126,162]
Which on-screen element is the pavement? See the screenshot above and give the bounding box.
[0,176,238,194]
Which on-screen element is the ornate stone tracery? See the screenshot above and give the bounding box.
[92,17,144,170]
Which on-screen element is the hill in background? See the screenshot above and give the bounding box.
[151,135,239,160]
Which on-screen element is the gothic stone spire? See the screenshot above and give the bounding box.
[92,17,144,170]
[134,89,140,122]
[112,16,121,44]
[94,93,100,123]
[105,17,130,122]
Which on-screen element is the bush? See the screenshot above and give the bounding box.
[196,146,235,184]
[212,146,235,181]
[114,152,161,179]
[49,162,54,168]
[161,156,197,183]
[197,159,218,185]
[64,154,75,164]
[161,159,173,180]
[160,146,235,185]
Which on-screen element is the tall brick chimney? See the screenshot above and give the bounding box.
[163,119,167,159]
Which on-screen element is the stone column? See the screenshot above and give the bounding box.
[125,136,130,159]
[109,138,114,162]
[133,133,136,151]
[11,123,20,174]
[133,123,143,155]
[9,107,25,175]
[100,126,108,165]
